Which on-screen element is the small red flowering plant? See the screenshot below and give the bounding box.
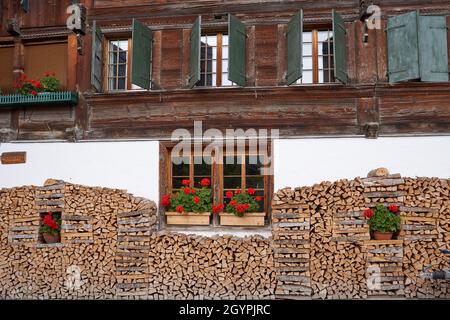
[364,204,401,233]
[162,179,212,214]
[14,72,60,96]
[218,188,262,217]
[39,212,62,236]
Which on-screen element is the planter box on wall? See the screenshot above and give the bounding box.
[219,212,265,227]
[0,91,78,107]
[165,212,210,226]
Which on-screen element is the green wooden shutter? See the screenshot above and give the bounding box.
[131,19,153,90]
[21,0,29,12]
[419,15,449,82]
[387,11,420,83]
[188,16,201,88]
[228,14,247,87]
[286,10,303,85]
[332,10,348,84]
[91,21,103,92]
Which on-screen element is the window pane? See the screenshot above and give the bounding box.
[224,177,242,189]
[224,156,241,175]
[119,51,127,63]
[303,31,312,43]
[246,176,264,189]
[173,177,190,189]
[194,156,211,176]
[222,46,229,59]
[172,157,190,176]
[246,155,264,175]
[302,70,313,84]
[118,78,126,89]
[118,64,126,77]
[303,43,312,56]
[303,56,313,70]
[222,35,229,46]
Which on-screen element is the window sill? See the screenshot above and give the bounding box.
[160,225,272,238]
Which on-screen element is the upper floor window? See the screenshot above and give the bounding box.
[107,39,145,91]
[108,40,129,91]
[198,33,235,87]
[298,29,335,84]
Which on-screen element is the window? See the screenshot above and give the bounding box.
[108,40,129,90]
[298,29,335,84]
[198,33,235,87]
[24,42,68,88]
[163,143,273,228]
[106,39,145,91]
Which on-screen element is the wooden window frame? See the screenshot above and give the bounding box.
[104,37,140,91]
[199,32,234,87]
[159,141,273,229]
[299,27,336,85]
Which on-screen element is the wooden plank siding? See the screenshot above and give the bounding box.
[0,1,450,141]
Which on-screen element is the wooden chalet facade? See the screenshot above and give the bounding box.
[1,0,450,229]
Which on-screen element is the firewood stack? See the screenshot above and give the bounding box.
[147,233,275,299]
[400,178,449,298]
[273,170,449,300]
[115,198,157,299]
[272,188,312,299]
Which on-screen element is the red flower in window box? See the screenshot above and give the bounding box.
[229,200,237,207]
[256,196,263,202]
[200,178,211,187]
[183,187,191,195]
[193,196,200,204]
[176,205,184,213]
[182,179,191,186]
[247,188,256,195]
[162,194,171,207]
[226,191,234,199]
[235,189,241,195]
[213,204,224,214]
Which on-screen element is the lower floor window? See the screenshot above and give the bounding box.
[160,142,273,227]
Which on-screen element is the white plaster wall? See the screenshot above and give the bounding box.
[274,136,450,190]
[0,141,160,201]
[1,136,449,204]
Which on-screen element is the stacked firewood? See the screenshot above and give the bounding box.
[147,233,275,299]
[400,178,449,298]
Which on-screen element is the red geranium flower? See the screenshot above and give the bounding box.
[183,187,191,195]
[388,205,399,213]
[235,189,241,195]
[193,196,200,204]
[162,194,170,207]
[225,191,234,199]
[31,90,38,96]
[364,208,374,219]
[213,204,224,214]
[190,188,196,194]
[229,200,237,207]
[256,196,263,202]
[200,178,211,187]
[182,179,191,186]
[247,188,255,195]
[176,205,184,213]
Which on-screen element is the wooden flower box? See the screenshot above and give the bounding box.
[165,212,211,226]
[219,212,265,227]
